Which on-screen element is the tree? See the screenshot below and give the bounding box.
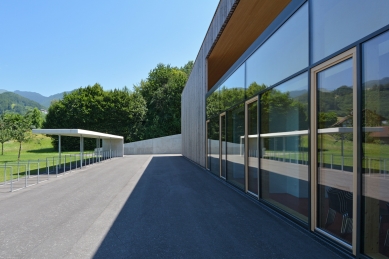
[7,113,32,160]
[134,61,193,140]
[26,107,44,128]
[44,84,147,150]
[0,115,12,155]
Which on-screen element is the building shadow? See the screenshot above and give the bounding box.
[92,156,344,259]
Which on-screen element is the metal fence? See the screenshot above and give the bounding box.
[0,150,119,192]
[262,150,388,175]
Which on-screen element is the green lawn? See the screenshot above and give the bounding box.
[0,135,96,183]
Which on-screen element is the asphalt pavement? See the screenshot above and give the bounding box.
[0,155,347,258]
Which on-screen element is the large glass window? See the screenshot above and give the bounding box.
[316,58,354,245]
[247,99,258,195]
[362,30,389,259]
[246,3,308,97]
[208,116,220,176]
[312,0,389,63]
[220,65,245,111]
[226,103,245,190]
[260,73,309,222]
[206,88,220,119]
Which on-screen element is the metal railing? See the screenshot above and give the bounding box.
[262,150,309,165]
[261,150,388,175]
[1,150,119,192]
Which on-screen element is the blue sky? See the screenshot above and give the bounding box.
[0,0,219,96]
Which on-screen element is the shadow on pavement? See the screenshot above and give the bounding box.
[93,156,344,259]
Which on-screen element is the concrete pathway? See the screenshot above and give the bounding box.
[0,155,348,258]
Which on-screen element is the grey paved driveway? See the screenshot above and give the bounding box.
[0,155,347,258]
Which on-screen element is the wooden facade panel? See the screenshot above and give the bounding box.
[182,0,239,166]
[208,0,290,90]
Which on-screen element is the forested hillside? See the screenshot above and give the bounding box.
[0,92,45,114]
[14,90,71,107]
[44,61,193,150]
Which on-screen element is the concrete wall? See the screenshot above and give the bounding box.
[181,0,238,167]
[124,134,181,155]
[102,138,124,157]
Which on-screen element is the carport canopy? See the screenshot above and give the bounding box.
[32,129,124,167]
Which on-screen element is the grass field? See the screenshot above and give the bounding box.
[0,135,95,183]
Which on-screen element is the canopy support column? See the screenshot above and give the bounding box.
[80,136,84,168]
[58,135,61,169]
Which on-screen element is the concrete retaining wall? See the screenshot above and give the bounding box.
[124,134,181,155]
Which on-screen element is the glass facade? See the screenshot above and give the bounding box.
[220,65,245,111]
[312,0,389,63]
[260,73,309,222]
[226,104,245,190]
[246,3,308,95]
[316,59,354,244]
[206,88,220,119]
[209,116,219,176]
[247,99,258,195]
[362,30,389,258]
[204,1,389,257]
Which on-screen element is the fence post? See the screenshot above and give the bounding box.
[10,167,13,192]
[369,158,371,175]
[64,156,66,173]
[17,160,20,181]
[3,162,5,185]
[37,159,40,184]
[330,154,332,169]
[47,157,49,180]
[28,160,30,178]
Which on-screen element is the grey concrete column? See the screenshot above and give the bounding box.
[98,138,101,162]
[59,135,61,169]
[80,136,84,168]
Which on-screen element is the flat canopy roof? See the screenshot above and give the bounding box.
[32,129,123,140]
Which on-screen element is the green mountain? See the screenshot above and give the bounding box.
[14,90,71,108]
[0,92,45,114]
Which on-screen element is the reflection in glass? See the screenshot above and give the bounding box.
[220,65,245,111]
[246,3,308,96]
[317,58,353,244]
[209,117,219,176]
[206,89,220,119]
[312,0,389,63]
[362,30,389,259]
[207,121,211,170]
[221,115,226,178]
[247,100,258,195]
[260,73,309,222]
[226,104,245,190]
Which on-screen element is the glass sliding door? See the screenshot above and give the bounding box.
[245,97,259,196]
[260,73,309,222]
[220,113,227,179]
[311,48,357,251]
[206,120,211,170]
[226,104,245,190]
[209,116,220,176]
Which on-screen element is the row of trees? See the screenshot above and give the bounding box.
[0,108,44,159]
[44,61,193,150]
